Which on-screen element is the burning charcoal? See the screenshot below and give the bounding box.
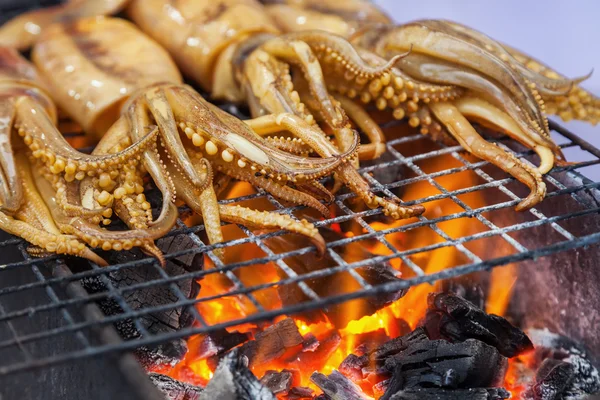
[339,328,429,383]
[239,318,303,367]
[302,333,319,352]
[371,328,429,362]
[388,388,511,400]
[200,349,275,400]
[523,359,575,400]
[310,370,372,400]
[284,386,314,399]
[148,373,203,400]
[263,228,407,328]
[260,369,300,395]
[339,354,368,382]
[195,329,250,360]
[80,234,204,370]
[525,329,600,399]
[290,331,341,372]
[425,292,533,358]
[383,339,507,397]
[354,328,392,355]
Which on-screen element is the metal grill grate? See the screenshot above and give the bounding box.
[2,0,600,379]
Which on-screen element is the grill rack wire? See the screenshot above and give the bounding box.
[1,0,600,378]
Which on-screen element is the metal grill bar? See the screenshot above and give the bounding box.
[2,0,600,380]
[1,118,599,376]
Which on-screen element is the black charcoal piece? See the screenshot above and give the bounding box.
[425,292,533,357]
[382,339,507,397]
[310,370,372,400]
[148,373,203,400]
[525,359,575,400]
[200,349,275,400]
[388,387,510,400]
[526,329,600,399]
[340,328,429,381]
[80,234,203,370]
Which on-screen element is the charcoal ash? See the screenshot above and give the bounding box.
[310,370,372,400]
[522,329,600,399]
[148,373,203,400]
[523,359,575,400]
[199,349,276,400]
[425,292,533,358]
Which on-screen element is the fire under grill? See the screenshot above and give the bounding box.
[2,2,600,400]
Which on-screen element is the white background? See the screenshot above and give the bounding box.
[377,0,600,179]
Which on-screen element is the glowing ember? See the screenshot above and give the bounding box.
[166,148,528,397]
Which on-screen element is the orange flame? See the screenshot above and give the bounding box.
[166,140,524,397]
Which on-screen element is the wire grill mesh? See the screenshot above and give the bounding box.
[1,0,600,378]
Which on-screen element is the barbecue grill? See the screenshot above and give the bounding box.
[1,1,600,399]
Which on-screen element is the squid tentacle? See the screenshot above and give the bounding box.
[15,96,159,177]
[284,30,408,79]
[429,101,545,211]
[219,204,326,256]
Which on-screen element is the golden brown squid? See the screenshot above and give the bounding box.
[125,0,425,220]
[32,17,340,257]
[0,0,129,51]
[262,0,600,210]
[0,47,161,264]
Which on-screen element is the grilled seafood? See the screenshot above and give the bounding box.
[124,0,425,220]
[263,0,600,210]
[32,17,339,258]
[0,47,162,265]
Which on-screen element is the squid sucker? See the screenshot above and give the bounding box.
[27,16,340,262]
[0,0,598,265]
[0,47,161,265]
[260,0,599,210]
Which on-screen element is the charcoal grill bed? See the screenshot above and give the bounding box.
[2,2,600,399]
